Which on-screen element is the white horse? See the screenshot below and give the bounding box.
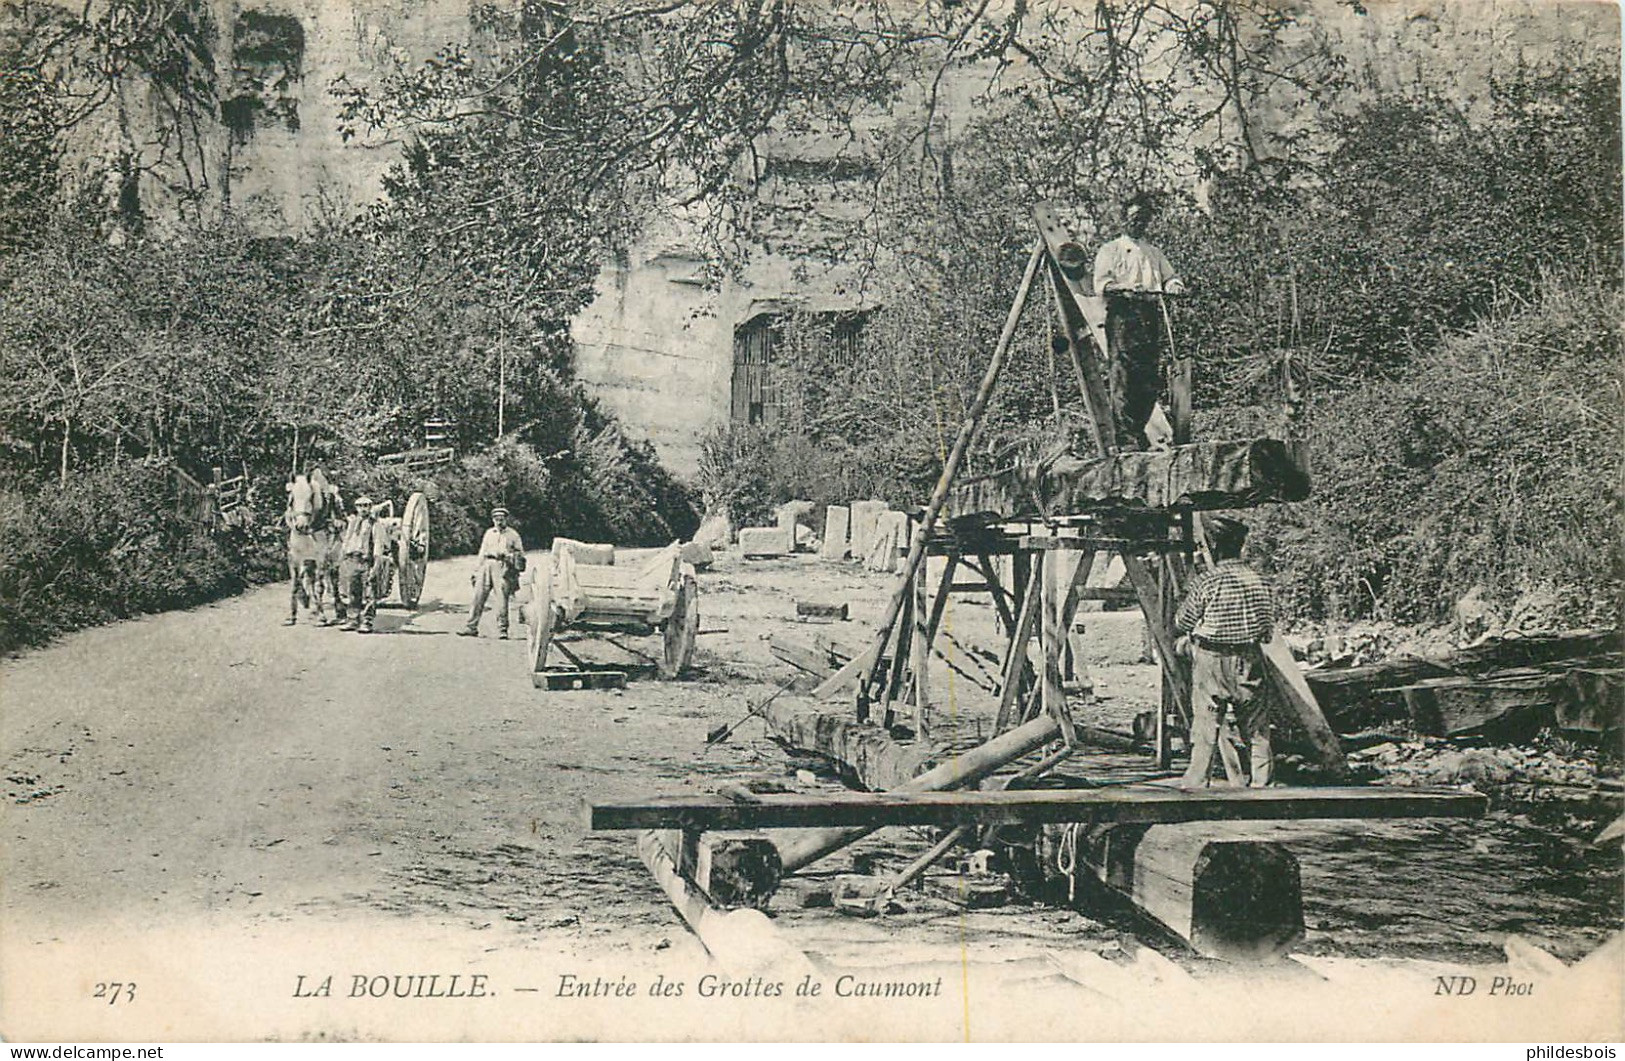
[284,469,344,626]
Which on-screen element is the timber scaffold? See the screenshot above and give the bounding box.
[589,204,1489,967]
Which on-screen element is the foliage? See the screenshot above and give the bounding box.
[1240,281,1624,625]
[0,462,246,653]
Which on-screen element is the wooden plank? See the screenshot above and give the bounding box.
[795,601,849,620]
[770,635,839,677]
[1260,635,1350,778]
[531,669,626,691]
[590,784,1487,833]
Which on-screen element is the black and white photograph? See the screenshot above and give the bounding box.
[0,0,1620,1045]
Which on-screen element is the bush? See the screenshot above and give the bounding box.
[0,463,250,653]
[1239,279,1623,625]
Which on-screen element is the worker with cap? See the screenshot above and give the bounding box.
[1093,191,1185,450]
[1174,516,1276,788]
[461,505,525,638]
[338,496,382,633]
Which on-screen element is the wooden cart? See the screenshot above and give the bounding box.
[522,541,699,688]
[368,492,431,608]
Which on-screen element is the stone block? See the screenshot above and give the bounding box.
[821,505,850,560]
[848,500,888,561]
[552,537,615,566]
[738,526,790,558]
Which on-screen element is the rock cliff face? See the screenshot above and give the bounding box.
[54,0,1618,477]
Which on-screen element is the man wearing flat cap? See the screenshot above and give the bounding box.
[1174,516,1276,788]
[461,505,525,638]
[1094,191,1185,451]
[338,496,382,633]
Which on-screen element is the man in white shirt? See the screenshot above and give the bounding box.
[1093,193,1185,450]
[459,506,525,638]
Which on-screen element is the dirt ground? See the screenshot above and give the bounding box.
[2,546,1620,1042]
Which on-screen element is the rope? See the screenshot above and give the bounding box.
[1056,821,1083,903]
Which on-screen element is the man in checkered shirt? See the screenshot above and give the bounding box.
[1174,516,1276,788]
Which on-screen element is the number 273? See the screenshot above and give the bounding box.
[93,982,136,1005]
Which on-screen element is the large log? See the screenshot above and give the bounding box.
[949,439,1310,518]
[590,784,1487,832]
[763,697,936,793]
[1059,823,1305,962]
[1304,629,1621,732]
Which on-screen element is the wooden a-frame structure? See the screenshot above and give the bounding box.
[843,204,1346,780]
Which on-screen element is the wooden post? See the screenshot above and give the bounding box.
[670,829,784,910]
[1041,550,1067,725]
[856,241,1048,716]
[994,563,1043,733]
[911,550,931,731]
[775,714,1062,874]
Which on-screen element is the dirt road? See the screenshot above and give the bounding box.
[2,549,1620,1042]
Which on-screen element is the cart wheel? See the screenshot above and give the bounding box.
[658,573,699,679]
[527,563,555,681]
[397,492,430,608]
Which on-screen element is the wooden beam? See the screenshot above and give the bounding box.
[950,439,1311,519]
[994,562,1043,733]
[590,784,1487,833]
[1064,823,1305,962]
[763,697,936,793]
[671,829,784,909]
[1260,635,1350,778]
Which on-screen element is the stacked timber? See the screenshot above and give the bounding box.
[1303,629,1621,738]
[948,439,1310,518]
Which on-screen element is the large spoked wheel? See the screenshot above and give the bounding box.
[397,492,430,608]
[526,564,556,687]
[658,573,699,680]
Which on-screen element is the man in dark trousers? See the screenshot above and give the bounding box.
[338,496,382,634]
[1174,516,1276,788]
[1093,191,1185,450]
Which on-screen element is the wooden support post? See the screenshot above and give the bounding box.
[911,552,932,731]
[994,562,1044,733]
[1170,358,1193,445]
[880,583,913,728]
[1066,823,1305,962]
[1041,550,1067,726]
[774,715,1063,874]
[972,553,1016,632]
[856,241,1048,716]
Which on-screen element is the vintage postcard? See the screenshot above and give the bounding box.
[1,0,1620,1045]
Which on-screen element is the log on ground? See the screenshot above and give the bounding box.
[763,696,937,792]
[1053,822,1305,962]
